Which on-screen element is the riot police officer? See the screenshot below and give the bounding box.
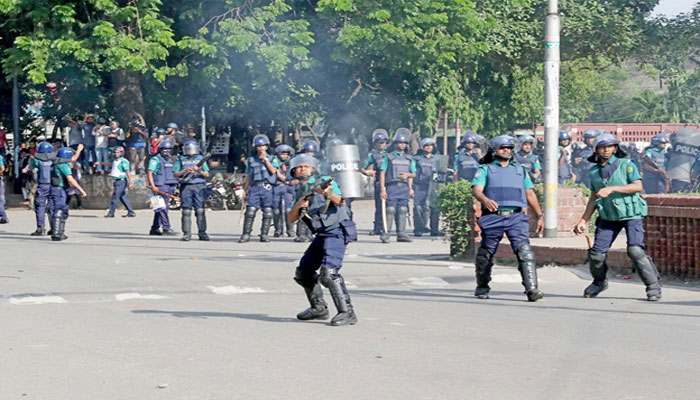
[412,137,441,236]
[288,153,358,326]
[558,131,576,184]
[173,140,210,241]
[513,135,542,183]
[454,135,481,181]
[574,133,661,301]
[147,140,178,236]
[273,144,296,238]
[49,147,87,241]
[472,135,545,302]
[641,134,670,194]
[379,128,416,243]
[361,129,389,236]
[30,141,55,235]
[240,134,279,243]
[0,149,7,224]
[294,141,319,242]
[572,129,598,188]
[104,146,136,218]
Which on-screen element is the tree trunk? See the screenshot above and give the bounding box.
[111,69,146,127]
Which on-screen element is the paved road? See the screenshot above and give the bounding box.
[1,201,699,399]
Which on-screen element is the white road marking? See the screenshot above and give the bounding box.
[448,265,464,270]
[10,295,67,305]
[115,293,169,301]
[207,285,266,295]
[407,277,449,286]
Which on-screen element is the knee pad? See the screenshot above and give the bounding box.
[385,206,396,217]
[182,208,192,216]
[272,207,280,216]
[245,206,257,218]
[293,267,318,289]
[195,208,205,217]
[516,242,536,262]
[588,251,607,264]
[627,245,647,261]
[263,207,273,217]
[397,206,409,216]
[319,266,340,288]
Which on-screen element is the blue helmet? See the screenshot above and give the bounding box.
[420,137,436,148]
[461,135,477,145]
[394,128,411,144]
[112,146,125,154]
[38,141,53,153]
[275,144,294,155]
[489,135,516,151]
[559,131,572,141]
[252,134,270,147]
[519,135,535,144]
[583,129,599,139]
[302,141,318,153]
[158,139,174,150]
[372,129,389,142]
[651,134,669,147]
[183,140,199,156]
[167,122,178,129]
[326,138,344,149]
[593,133,619,149]
[56,147,74,159]
[289,153,318,172]
[155,127,166,135]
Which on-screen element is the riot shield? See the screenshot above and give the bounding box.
[666,128,700,182]
[327,144,363,198]
[428,155,449,205]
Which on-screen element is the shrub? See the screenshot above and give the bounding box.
[436,180,474,258]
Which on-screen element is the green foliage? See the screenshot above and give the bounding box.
[436,180,474,259]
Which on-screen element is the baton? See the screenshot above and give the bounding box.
[239,197,247,226]
[407,197,413,227]
[281,196,286,235]
[381,198,388,233]
[152,187,180,201]
[585,234,592,250]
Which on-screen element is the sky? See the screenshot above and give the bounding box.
[651,0,698,17]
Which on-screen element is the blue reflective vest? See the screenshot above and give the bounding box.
[513,151,537,175]
[301,176,350,234]
[36,156,54,184]
[457,151,480,181]
[153,154,178,186]
[248,155,277,184]
[483,164,528,209]
[414,154,435,184]
[178,155,206,184]
[386,152,411,184]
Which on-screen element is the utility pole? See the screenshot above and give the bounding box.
[12,76,21,181]
[543,0,560,238]
[200,106,207,151]
[443,110,449,156]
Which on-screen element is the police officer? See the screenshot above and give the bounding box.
[572,129,598,188]
[513,135,542,183]
[360,129,389,236]
[240,134,279,243]
[104,146,136,218]
[0,150,7,224]
[29,141,55,235]
[641,134,670,194]
[379,128,415,243]
[472,135,545,302]
[147,140,178,236]
[294,141,319,242]
[454,135,481,181]
[49,147,87,241]
[272,144,295,238]
[412,137,441,236]
[574,133,661,301]
[558,131,576,184]
[173,140,210,241]
[288,153,357,326]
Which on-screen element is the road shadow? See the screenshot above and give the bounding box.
[132,309,306,324]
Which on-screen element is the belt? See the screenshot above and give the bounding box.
[253,182,273,190]
[387,182,408,187]
[482,208,523,216]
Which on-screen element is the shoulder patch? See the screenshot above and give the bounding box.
[474,171,482,178]
[627,166,634,173]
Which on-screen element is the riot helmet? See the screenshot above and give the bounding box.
[38,141,53,153]
[183,140,199,156]
[252,134,270,147]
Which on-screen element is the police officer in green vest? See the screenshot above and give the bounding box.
[574,133,661,301]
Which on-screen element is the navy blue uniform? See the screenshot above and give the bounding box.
[362,150,386,234]
[412,153,440,235]
[148,154,178,232]
[32,155,54,228]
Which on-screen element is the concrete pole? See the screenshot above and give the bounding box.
[543,0,560,238]
[200,106,207,151]
[443,111,449,156]
[12,76,21,180]
[455,118,461,154]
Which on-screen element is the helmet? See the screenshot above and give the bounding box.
[651,134,669,147]
[372,129,389,142]
[519,135,535,144]
[183,140,199,156]
[489,135,516,151]
[158,139,174,150]
[252,134,270,147]
[593,133,619,149]
[394,128,411,144]
[461,135,477,145]
[97,117,107,124]
[56,147,74,159]
[167,122,178,129]
[583,129,599,139]
[275,144,294,155]
[326,138,344,149]
[155,127,166,135]
[38,141,53,153]
[559,131,572,141]
[289,153,318,172]
[112,146,125,154]
[302,141,318,153]
[420,137,436,147]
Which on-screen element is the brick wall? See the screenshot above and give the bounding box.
[644,195,700,278]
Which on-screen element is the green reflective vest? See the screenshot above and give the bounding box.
[589,158,647,221]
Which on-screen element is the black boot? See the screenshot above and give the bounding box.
[181,209,192,241]
[239,206,257,243]
[320,266,357,326]
[260,207,273,242]
[30,226,46,236]
[196,208,209,241]
[516,242,544,302]
[628,246,662,301]
[475,247,493,299]
[285,207,296,237]
[295,220,312,242]
[272,207,282,237]
[51,210,68,241]
[413,204,425,236]
[429,207,443,236]
[396,205,412,242]
[584,251,609,298]
[297,284,330,320]
[380,206,395,243]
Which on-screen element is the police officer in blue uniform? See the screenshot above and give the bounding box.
[272,144,296,238]
[379,129,416,243]
[104,146,136,218]
[0,151,8,224]
[49,147,87,241]
[572,129,598,188]
[288,153,358,326]
[513,135,542,183]
[147,140,179,236]
[454,134,481,181]
[294,141,319,242]
[641,134,670,194]
[173,140,210,241]
[240,134,279,243]
[412,137,441,236]
[360,129,389,236]
[472,135,545,302]
[558,131,576,184]
[30,141,55,235]
[574,134,662,301]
